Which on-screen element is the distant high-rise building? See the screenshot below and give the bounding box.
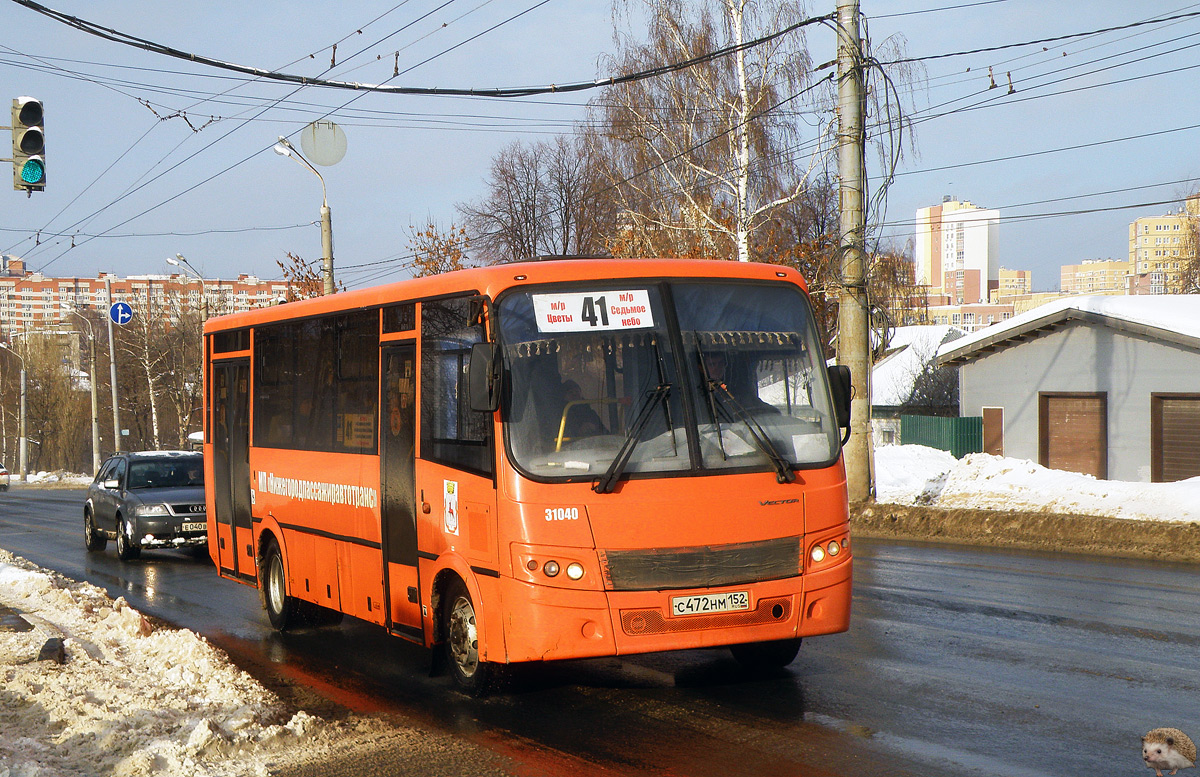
[0,257,293,338]
[994,268,1032,299]
[1126,195,1199,294]
[1060,259,1131,295]
[914,197,1000,305]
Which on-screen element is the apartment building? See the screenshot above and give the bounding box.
[1126,195,1199,294]
[994,268,1032,298]
[914,197,1001,305]
[1060,259,1132,295]
[926,302,1014,333]
[0,256,292,337]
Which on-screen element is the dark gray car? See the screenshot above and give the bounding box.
[84,451,207,560]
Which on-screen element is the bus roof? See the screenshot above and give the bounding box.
[203,258,808,334]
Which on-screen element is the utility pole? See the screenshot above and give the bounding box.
[105,278,122,452]
[835,0,872,502]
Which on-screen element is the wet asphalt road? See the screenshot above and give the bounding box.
[3,486,1200,776]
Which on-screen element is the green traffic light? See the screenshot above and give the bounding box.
[20,158,44,185]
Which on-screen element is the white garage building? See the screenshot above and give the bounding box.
[938,296,1200,482]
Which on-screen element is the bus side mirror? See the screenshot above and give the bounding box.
[469,342,502,413]
[827,365,852,429]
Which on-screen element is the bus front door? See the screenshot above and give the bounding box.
[381,344,423,640]
[212,360,254,583]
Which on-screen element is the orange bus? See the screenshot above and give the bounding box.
[203,258,853,693]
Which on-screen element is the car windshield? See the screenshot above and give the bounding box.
[497,280,839,481]
[127,459,204,489]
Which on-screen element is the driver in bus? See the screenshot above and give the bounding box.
[561,379,604,440]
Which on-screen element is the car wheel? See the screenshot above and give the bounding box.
[441,578,503,695]
[84,509,107,552]
[262,539,298,631]
[115,515,141,561]
[729,638,802,671]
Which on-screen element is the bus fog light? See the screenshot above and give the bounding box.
[566,563,584,580]
[544,560,561,577]
[810,546,826,564]
[827,540,841,556]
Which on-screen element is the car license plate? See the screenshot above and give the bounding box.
[671,591,750,617]
[181,522,206,533]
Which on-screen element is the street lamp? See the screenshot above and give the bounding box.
[0,342,26,481]
[167,253,208,319]
[61,304,102,474]
[273,136,335,295]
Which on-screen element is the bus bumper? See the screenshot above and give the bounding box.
[494,558,850,664]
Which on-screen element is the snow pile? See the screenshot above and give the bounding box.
[876,445,1200,523]
[0,548,380,777]
[22,471,93,486]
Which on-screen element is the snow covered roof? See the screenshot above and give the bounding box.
[873,325,966,406]
[939,295,1200,366]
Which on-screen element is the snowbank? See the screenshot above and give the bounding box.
[0,549,384,777]
[876,445,1200,523]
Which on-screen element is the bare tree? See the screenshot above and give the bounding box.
[595,0,828,262]
[458,135,613,263]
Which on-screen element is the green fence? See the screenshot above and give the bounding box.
[899,415,983,458]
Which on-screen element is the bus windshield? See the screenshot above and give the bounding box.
[497,280,840,481]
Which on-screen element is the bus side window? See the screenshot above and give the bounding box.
[420,297,493,476]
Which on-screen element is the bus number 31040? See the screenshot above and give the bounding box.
[545,507,580,521]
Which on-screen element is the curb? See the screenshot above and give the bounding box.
[851,503,1200,564]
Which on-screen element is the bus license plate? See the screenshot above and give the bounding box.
[181,522,205,533]
[671,591,750,617]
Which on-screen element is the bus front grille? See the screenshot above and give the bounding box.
[600,537,800,591]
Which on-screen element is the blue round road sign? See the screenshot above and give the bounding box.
[108,302,134,326]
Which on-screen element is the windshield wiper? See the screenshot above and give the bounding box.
[593,382,671,494]
[695,335,794,484]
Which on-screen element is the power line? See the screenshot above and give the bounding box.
[884,9,1200,64]
[7,0,835,98]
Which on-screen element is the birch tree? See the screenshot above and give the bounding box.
[596,0,828,262]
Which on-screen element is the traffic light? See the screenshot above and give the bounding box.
[11,97,45,192]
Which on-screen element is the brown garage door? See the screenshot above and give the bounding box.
[1039,393,1107,479]
[1152,394,1200,482]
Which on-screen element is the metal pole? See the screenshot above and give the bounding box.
[321,204,334,295]
[88,334,101,472]
[105,278,122,452]
[835,0,872,502]
[18,366,26,479]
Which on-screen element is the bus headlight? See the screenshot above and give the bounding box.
[811,545,826,564]
[543,560,561,577]
[827,540,841,557]
[566,563,585,580]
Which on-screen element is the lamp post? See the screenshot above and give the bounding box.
[61,305,102,473]
[167,254,208,320]
[273,136,334,295]
[0,343,26,481]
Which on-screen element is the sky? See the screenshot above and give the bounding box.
[2,0,1199,293]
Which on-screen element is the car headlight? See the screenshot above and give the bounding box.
[134,504,170,516]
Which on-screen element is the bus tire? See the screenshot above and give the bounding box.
[730,638,802,670]
[263,540,298,631]
[115,515,140,561]
[84,508,107,552]
[441,578,502,695]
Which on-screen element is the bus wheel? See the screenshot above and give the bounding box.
[730,638,802,670]
[263,540,298,631]
[84,509,107,552]
[115,516,140,561]
[441,579,501,695]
